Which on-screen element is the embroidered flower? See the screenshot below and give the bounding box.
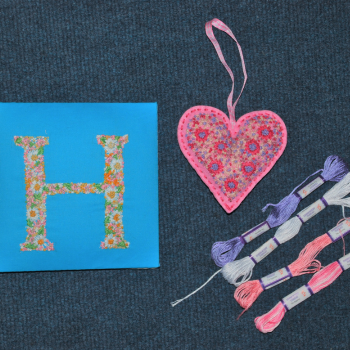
[242,162,256,176]
[224,178,239,193]
[27,150,39,163]
[104,171,121,187]
[102,139,118,154]
[214,141,227,154]
[105,187,117,201]
[34,234,47,247]
[195,128,209,142]
[208,160,223,175]
[246,140,260,155]
[108,211,122,225]
[30,179,42,194]
[105,234,117,248]
[110,157,122,171]
[258,126,273,140]
[27,207,39,222]
[192,119,200,126]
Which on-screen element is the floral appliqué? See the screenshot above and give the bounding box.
[14,135,129,251]
[185,113,284,201]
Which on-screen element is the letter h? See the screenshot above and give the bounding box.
[14,135,129,251]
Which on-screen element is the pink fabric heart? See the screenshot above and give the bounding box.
[178,19,287,213]
[178,106,287,213]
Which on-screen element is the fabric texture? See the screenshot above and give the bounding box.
[1,0,350,349]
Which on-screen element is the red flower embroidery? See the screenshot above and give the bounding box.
[246,140,260,155]
[214,141,227,154]
[224,178,238,193]
[208,159,223,175]
[192,120,200,126]
[258,126,273,140]
[195,128,209,142]
[242,162,256,176]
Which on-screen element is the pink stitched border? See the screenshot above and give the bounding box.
[177,106,287,213]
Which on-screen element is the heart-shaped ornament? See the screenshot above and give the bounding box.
[178,106,287,213]
[178,19,287,213]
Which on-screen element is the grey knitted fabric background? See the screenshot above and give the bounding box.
[1,1,350,349]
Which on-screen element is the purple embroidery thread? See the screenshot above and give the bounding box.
[272,237,280,246]
[320,197,329,207]
[211,155,349,267]
[249,255,258,265]
[262,155,347,224]
[285,266,293,278]
[259,279,266,291]
[305,283,314,296]
[281,299,289,312]
[327,231,336,243]
[337,260,345,272]
[296,215,304,224]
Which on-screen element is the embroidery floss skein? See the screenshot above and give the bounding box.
[254,253,350,333]
[222,172,350,286]
[171,173,350,307]
[211,155,348,267]
[234,219,350,316]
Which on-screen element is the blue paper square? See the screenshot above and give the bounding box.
[0,103,159,271]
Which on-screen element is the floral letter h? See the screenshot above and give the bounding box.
[14,135,129,251]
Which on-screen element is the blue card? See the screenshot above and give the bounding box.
[0,103,159,271]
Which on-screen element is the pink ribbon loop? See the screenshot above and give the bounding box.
[205,18,247,125]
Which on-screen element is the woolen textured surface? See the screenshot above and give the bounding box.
[1,1,350,349]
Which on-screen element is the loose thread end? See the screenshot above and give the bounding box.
[170,269,222,307]
[236,307,248,321]
[170,300,183,307]
[265,193,302,228]
[234,279,263,312]
[261,203,273,212]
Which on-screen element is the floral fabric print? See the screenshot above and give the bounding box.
[14,135,129,251]
[97,135,129,250]
[185,112,284,202]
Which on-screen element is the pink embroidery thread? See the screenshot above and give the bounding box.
[177,19,287,213]
[14,135,129,251]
